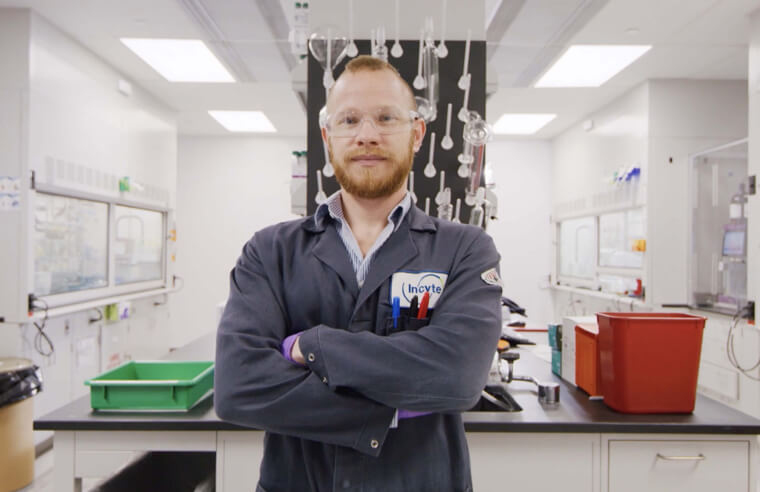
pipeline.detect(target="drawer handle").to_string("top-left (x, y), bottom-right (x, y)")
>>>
top-left (656, 453), bottom-right (706, 461)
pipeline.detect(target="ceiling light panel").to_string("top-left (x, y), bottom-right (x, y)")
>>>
top-left (493, 113), bottom-right (557, 134)
top-left (535, 45), bottom-right (652, 88)
top-left (208, 111), bottom-right (277, 133)
top-left (121, 38), bottom-right (235, 82)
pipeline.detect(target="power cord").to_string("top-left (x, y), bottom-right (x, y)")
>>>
top-left (30, 296), bottom-right (55, 357)
top-left (726, 303), bottom-right (760, 380)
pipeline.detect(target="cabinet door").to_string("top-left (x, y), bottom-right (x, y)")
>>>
top-left (607, 440), bottom-right (749, 492)
top-left (467, 433), bottom-right (599, 492)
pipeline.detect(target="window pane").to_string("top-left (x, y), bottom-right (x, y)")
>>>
top-left (34, 194), bottom-right (108, 296)
top-left (599, 209), bottom-right (645, 268)
top-left (114, 206), bottom-right (164, 285)
top-left (559, 217), bottom-right (595, 279)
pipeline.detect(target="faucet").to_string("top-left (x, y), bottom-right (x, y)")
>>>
top-left (498, 351), bottom-right (560, 406)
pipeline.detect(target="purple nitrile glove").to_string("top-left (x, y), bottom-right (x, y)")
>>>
top-left (398, 409), bottom-right (432, 420)
top-left (281, 333), bottom-right (305, 366)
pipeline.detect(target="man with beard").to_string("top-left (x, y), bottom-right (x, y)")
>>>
top-left (215, 55), bottom-right (502, 492)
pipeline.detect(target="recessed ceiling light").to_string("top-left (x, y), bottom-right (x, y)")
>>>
top-left (535, 45), bottom-right (651, 88)
top-left (209, 111), bottom-right (277, 133)
top-left (493, 114), bottom-right (556, 135)
top-left (120, 38), bottom-right (234, 83)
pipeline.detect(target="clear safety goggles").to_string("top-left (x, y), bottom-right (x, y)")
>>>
top-left (323, 107), bottom-right (420, 138)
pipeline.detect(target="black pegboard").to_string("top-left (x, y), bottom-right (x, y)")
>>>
top-left (306, 39), bottom-right (486, 219)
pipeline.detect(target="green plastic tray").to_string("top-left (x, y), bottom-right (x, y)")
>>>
top-left (85, 361), bottom-right (214, 411)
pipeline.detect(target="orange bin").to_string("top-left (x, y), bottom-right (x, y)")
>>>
top-left (596, 312), bottom-right (706, 414)
top-left (575, 323), bottom-right (602, 397)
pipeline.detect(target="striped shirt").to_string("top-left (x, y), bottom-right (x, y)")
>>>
top-left (314, 191), bottom-right (412, 287)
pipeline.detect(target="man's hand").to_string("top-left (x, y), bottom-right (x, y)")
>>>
top-left (291, 335), bottom-right (305, 364)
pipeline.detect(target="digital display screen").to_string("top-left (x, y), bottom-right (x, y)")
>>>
top-left (722, 230), bottom-right (745, 257)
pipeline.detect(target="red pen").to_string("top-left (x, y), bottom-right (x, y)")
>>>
top-left (417, 292), bottom-right (430, 319)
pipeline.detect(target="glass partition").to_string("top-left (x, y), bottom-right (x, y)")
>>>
top-left (114, 205), bottom-right (164, 285)
top-left (34, 193), bottom-right (109, 296)
top-left (598, 208), bottom-right (646, 268)
top-left (559, 216), bottom-right (595, 279)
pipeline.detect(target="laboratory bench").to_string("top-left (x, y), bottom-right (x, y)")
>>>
top-left (36, 332), bottom-right (760, 492)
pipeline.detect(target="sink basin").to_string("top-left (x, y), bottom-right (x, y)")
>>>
top-left (468, 385), bottom-right (522, 412)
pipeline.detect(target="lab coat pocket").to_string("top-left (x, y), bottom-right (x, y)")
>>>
top-left (385, 315), bottom-right (431, 334)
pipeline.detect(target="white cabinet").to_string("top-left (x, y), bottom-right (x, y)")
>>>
top-left (466, 432), bottom-right (600, 492)
top-left (603, 435), bottom-right (753, 492)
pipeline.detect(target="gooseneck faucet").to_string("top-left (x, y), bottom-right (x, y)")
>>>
top-left (498, 351), bottom-right (560, 406)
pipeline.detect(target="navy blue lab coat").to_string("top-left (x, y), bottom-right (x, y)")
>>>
top-left (215, 204), bottom-right (502, 492)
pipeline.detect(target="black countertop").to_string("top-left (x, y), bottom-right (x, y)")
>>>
top-left (35, 332), bottom-right (760, 434)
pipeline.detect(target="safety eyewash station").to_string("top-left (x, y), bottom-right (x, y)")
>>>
top-left (2, 0), bottom-right (760, 491)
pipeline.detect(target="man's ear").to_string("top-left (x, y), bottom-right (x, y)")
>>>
top-left (321, 126), bottom-right (328, 144)
top-left (412, 119), bottom-right (426, 153)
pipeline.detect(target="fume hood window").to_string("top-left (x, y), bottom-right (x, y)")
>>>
top-left (114, 205), bottom-right (164, 285)
top-left (33, 193), bottom-right (108, 296)
top-left (598, 208), bottom-right (646, 268)
top-left (558, 216), bottom-right (595, 280)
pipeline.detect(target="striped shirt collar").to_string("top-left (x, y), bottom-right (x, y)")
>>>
top-left (314, 190), bottom-right (412, 232)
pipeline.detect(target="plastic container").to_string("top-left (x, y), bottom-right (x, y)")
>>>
top-left (596, 312), bottom-right (706, 413)
top-left (85, 361), bottom-right (214, 411)
top-left (575, 324), bottom-right (601, 397)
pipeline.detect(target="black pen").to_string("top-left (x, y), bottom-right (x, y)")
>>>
top-left (409, 295), bottom-right (419, 318)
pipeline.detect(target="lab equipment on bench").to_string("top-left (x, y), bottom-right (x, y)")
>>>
top-left (85, 361), bottom-right (214, 411)
top-left (458, 74), bottom-right (471, 122)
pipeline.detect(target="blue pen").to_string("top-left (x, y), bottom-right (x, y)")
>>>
top-left (392, 297), bottom-right (401, 330)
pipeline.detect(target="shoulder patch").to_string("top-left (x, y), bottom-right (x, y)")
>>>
top-left (481, 268), bottom-right (502, 287)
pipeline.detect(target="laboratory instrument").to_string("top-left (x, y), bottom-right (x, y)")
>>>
top-left (391, 0), bottom-right (403, 58)
top-left (424, 132), bottom-right (437, 177)
top-left (458, 30), bottom-right (471, 90)
top-left (409, 171), bottom-right (417, 203)
top-left (315, 170), bottom-right (327, 204)
top-left (468, 188), bottom-right (485, 227)
top-left (434, 171), bottom-right (447, 205)
top-left (422, 24), bottom-right (439, 117)
top-left (437, 188), bottom-right (453, 220)
top-left (346, 0), bottom-right (358, 57)
top-left (458, 75), bottom-right (471, 122)
top-left (424, 197), bottom-right (431, 215)
top-left (415, 96), bottom-right (436, 123)
top-left (452, 198), bottom-right (461, 224)
top-left (437, 0), bottom-right (449, 58)
top-left (498, 352), bottom-right (560, 406)
top-left (413, 33), bottom-right (426, 89)
top-left (463, 113), bottom-right (492, 205)
top-left (372, 27), bottom-right (388, 62)
top-left (308, 30), bottom-right (348, 89)
top-left (321, 142), bottom-right (334, 178)
top-left (441, 103), bottom-right (454, 150)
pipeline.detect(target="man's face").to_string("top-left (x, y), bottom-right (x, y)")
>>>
top-left (322, 70), bottom-right (425, 200)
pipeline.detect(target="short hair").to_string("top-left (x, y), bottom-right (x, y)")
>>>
top-left (328, 55), bottom-right (416, 109)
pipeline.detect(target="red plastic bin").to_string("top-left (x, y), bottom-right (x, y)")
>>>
top-left (596, 312), bottom-right (706, 414)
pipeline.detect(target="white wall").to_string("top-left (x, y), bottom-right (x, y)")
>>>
top-left (0, 9), bottom-right (178, 443)
top-left (170, 136), bottom-right (305, 347)
top-left (647, 79), bottom-right (748, 307)
top-left (486, 139), bottom-right (554, 327)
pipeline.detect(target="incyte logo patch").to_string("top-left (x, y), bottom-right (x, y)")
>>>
top-left (390, 271), bottom-right (448, 309)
